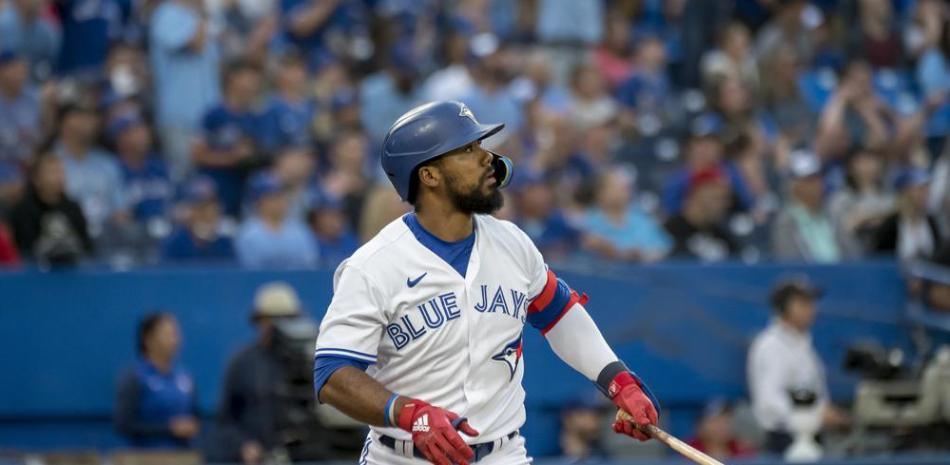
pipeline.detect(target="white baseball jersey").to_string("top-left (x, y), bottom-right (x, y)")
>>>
top-left (315, 213), bottom-right (551, 442)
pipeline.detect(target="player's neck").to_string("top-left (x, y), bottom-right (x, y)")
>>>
top-left (415, 206), bottom-right (474, 242)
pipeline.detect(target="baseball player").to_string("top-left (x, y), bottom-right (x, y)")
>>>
top-left (313, 101), bottom-right (659, 465)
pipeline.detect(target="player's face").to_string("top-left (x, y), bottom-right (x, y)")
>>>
top-left (438, 141), bottom-right (503, 214)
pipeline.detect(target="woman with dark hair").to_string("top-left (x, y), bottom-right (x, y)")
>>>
top-left (115, 312), bottom-right (200, 448)
top-left (827, 148), bottom-right (895, 255)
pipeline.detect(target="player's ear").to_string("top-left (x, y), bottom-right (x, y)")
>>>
top-left (418, 164), bottom-right (441, 189)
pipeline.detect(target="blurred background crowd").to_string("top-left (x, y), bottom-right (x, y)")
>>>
top-left (1, 0), bottom-right (950, 271)
top-left (4, 1), bottom-right (950, 465)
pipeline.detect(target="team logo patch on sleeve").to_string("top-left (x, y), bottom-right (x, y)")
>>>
top-left (491, 332), bottom-right (524, 381)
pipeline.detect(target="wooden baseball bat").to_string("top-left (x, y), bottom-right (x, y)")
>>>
top-left (616, 410), bottom-right (727, 465)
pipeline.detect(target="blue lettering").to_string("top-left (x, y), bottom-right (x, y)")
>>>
top-left (440, 292), bottom-right (461, 320)
top-left (474, 285), bottom-right (489, 312)
top-left (489, 286), bottom-right (509, 314)
top-left (510, 290), bottom-right (526, 319)
top-left (401, 315), bottom-right (426, 339)
top-left (418, 299), bottom-right (445, 329)
top-left (386, 324), bottom-right (410, 350)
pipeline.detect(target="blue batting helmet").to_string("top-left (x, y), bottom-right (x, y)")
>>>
top-left (381, 100), bottom-right (512, 202)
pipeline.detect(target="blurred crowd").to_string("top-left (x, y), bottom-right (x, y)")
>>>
top-left (1, 0), bottom-right (950, 270)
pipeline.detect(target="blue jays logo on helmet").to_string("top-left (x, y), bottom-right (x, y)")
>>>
top-left (491, 332), bottom-right (523, 381)
top-left (458, 104), bottom-right (477, 123)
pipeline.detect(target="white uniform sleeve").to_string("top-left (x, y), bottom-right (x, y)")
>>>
top-left (544, 302), bottom-right (619, 381)
top-left (315, 263), bottom-right (387, 364)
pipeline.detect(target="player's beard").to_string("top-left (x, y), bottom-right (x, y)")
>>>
top-left (444, 170), bottom-right (504, 214)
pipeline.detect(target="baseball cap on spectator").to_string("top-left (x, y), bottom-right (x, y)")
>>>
top-left (389, 40), bottom-right (420, 76)
top-left (179, 176), bottom-right (218, 204)
top-left (106, 113), bottom-right (145, 142)
top-left (251, 281), bottom-right (302, 321)
top-left (331, 87), bottom-right (359, 112)
top-left (687, 166), bottom-right (727, 196)
top-left (246, 171), bottom-right (286, 204)
top-left (788, 150), bottom-right (822, 179)
top-left (892, 167), bottom-right (931, 192)
top-left (469, 32), bottom-right (500, 61)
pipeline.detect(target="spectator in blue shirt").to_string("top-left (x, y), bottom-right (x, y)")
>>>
top-left (261, 52), bottom-right (317, 152)
top-left (53, 0), bottom-right (123, 77)
top-left (280, 0), bottom-right (368, 69)
top-left (150, 0), bottom-right (221, 181)
top-left (0, 0), bottom-right (61, 81)
top-left (53, 102), bottom-right (127, 238)
top-left (306, 194), bottom-right (356, 268)
top-left (459, 34), bottom-right (524, 142)
top-left (582, 168), bottom-right (672, 262)
top-left (115, 312), bottom-right (200, 448)
top-left (235, 171), bottom-right (318, 268)
top-left (513, 171), bottom-right (581, 261)
top-left (161, 176), bottom-right (234, 262)
top-left (359, 40), bottom-right (425, 145)
top-left (0, 51), bottom-right (41, 164)
top-left (111, 115), bottom-right (173, 228)
top-left (192, 61), bottom-right (264, 217)
top-left (616, 35), bottom-right (671, 119)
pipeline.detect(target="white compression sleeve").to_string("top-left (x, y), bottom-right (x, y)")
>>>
top-left (543, 303), bottom-right (619, 381)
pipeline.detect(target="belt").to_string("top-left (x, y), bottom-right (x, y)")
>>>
top-left (378, 430), bottom-right (518, 462)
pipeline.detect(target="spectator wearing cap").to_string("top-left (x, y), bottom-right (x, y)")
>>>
top-left (306, 194), bottom-right (357, 268)
top-left (664, 167), bottom-right (739, 262)
top-left (112, 114), bottom-right (173, 228)
top-left (662, 114), bottom-right (755, 215)
top-left (771, 152), bottom-right (851, 262)
top-left (581, 169), bottom-right (671, 262)
top-left (513, 172), bottom-right (581, 261)
top-left (114, 312), bottom-right (200, 448)
top-left (53, 102), bottom-right (127, 238)
top-left (458, 33), bottom-right (524, 141)
top-left (685, 398), bottom-right (756, 460)
top-left (260, 52), bottom-right (317, 153)
top-left (9, 152), bottom-right (92, 265)
top-left (827, 148), bottom-right (894, 255)
top-left (747, 276), bottom-right (851, 454)
top-left (51, 0), bottom-right (122, 76)
top-left (615, 35), bottom-right (671, 124)
top-left (161, 177), bottom-right (234, 262)
top-left (871, 168), bottom-right (943, 261)
top-left (0, 50), bottom-right (41, 164)
top-left (359, 40), bottom-right (425, 145)
top-left (0, 0), bottom-right (60, 81)
top-left (558, 391), bottom-right (609, 462)
top-left (235, 171), bottom-right (317, 269)
top-left (192, 61), bottom-right (264, 217)
top-left (150, 0), bottom-right (222, 182)
top-left (213, 281), bottom-right (304, 464)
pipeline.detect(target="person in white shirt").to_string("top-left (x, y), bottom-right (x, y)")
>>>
top-left (747, 276), bottom-right (850, 454)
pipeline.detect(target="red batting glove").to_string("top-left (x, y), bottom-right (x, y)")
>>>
top-left (397, 399), bottom-right (479, 465)
top-left (608, 372), bottom-right (659, 441)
